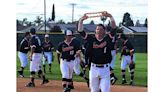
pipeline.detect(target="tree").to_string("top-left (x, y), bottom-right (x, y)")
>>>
top-left (135, 20), bottom-right (140, 27)
top-left (116, 27), bottom-right (123, 33)
top-left (122, 12), bottom-right (134, 27)
top-left (48, 17), bottom-right (51, 22)
top-left (34, 16), bottom-right (43, 25)
top-left (100, 16), bottom-right (107, 25)
top-left (50, 25), bottom-right (62, 32)
top-left (144, 18), bottom-right (147, 27)
top-left (90, 20), bottom-right (95, 24)
top-left (27, 22), bottom-right (32, 26)
top-left (16, 19), bottom-right (21, 26)
top-left (106, 21), bottom-right (112, 32)
top-left (119, 22), bottom-right (122, 27)
top-left (51, 4), bottom-right (55, 21)
top-left (56, 19), bottom-right (65, 24)
top-left (22, 18), bottom-right (28, 26)
top-left (72, 21), bottom-right (78, 24)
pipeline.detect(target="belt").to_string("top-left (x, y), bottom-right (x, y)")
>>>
top-left (123, 54), bottom-right (130, 56)
top-left (92, 63), bottom-right (109, 68)
top-left (62, 58), bottom-right (74, 62)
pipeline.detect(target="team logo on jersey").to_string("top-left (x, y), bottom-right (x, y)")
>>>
top-left (62, 46), bottom-right (74, 52)
top-left (93, 41), bottom-right (107, 48)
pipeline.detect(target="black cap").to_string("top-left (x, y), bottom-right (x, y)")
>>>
top-left (30, 28), bottom-right (36, 34)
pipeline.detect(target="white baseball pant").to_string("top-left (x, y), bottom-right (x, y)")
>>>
top-left (121, 55), bottom-right (135, 70)
top-left (60, 59), bottom-right (75, 79)
top-left (30, 53), bottom-right (42, 72)
top-left (110, 50), bottom-right (116, 69)
top-left (73, 57), bottom-right (81, 75)
top-left (90, 63), bottom-right (110, 92)
top-left (18, 51), bottom-right (28, 68)
top-left (44, 52), bottom-right (53, 64)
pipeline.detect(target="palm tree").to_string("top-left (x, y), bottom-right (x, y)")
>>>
top-left (22, 18), bottom-right (28, 26)
top-left (122, 12), bottom-right (134, 27)
top-left (100, 16), bottom-right (107, 25)
top-left (34, 16), bottom-right (43, 25)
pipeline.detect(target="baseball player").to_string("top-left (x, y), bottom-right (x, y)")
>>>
top-left (42, 34), bottom-right (54, 73)
top-left (108, 30), bottom-right (118, 85)
top-left (57, 30), bottom-right (81, 92)
top-left (78, 12), bottom-right (116, 92)
top-left (81, 40), bottom-right (93, 70)
top-left (25, 28), bottom-right (49, 87)
top-left (119, 34), bottom-right (135, 85)
top-left (70, 38), bottom-right (89, 89)
top-left (72, 51), bottom-right (89, 88)
top-left (18, 32), bottom-right (31, 77)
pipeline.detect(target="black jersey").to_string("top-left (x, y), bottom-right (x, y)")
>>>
top-left (121, 40), bottom-right (134, 55)
top-left (111, 35), bottom-right (117, 50)
top-left (42, 41), bottom-right (53, 52)
top-left (30, 35), bottom-right (42, 53)
top-left (19, 38), bottom-right (30, 53)
top-left (82, 35), bottom-right (94, 60)
top-left (85, 34), bottom-right (112, 64)
top-left (57, 38), bottom-right (81, 61)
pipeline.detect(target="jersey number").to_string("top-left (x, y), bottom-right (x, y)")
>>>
top-left (70, 50), bottom-right (74, 55)
top-left (112, 37), bottom-right (115, 42)
top-left (104, 47), bottom-right (107, 53)
top-left (36, 37), bottom-right (41, 46)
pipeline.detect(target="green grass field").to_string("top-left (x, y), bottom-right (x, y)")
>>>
top-left (16, 52), bottom-right (147, 87)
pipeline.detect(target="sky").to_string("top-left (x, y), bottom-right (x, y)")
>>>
top-left (16, 0), bottom-right (148, 25)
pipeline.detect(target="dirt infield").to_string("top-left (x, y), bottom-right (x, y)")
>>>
top-left (17, 78), bottom-right (147, 92)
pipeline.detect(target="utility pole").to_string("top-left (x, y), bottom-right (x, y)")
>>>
top-left (44, 0), bottom-right (46, 33)
top-left (70, 3), bottom-right (77, 23)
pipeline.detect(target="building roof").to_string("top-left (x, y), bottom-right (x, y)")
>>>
top-left (35, 23), bottom-right (96, 33)
top-left (129, 27), bottom-right (147, 33)
top-left (121, 25), bottom-right (147, 34)
top-left (121, 26), bottom-right (134, 34)
top-left (18, 26), bottom-right (38, 32)
top-left (18, 22), bottom-right (147, 34)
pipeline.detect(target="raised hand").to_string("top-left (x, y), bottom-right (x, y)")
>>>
top-left (81, 14), bottom-right (88, 21)
top-left (102, 11), bottom-right (112, 18)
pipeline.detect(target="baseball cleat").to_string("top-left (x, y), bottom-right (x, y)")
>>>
top-left (86, 80), bottom-right (89, 88)
top-left (111, 77), bottom-right (118, 85)
top-left (18, 71), bottom-right (24, 78)
top-left (25, 82), bottom-right (35, 87)
top-left (63, 88), bottom-right (71, 92)
top-left (129, 80), bottom-right (134, 86)
top-left (69, 85), bottom-right (74, 89)
top-left (41, 79), bottom-right (49, 85)
top-left (121, 79), bottom-right (127, 84)
top-left (19, 75), bottom-right (24, 78)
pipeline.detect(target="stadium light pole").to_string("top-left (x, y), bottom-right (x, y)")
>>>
top-left (44, 0), bottom-right (46, 33)
top-left (70, 3), bottom-right (77, 23)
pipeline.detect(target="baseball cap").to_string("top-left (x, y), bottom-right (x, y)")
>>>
top-left (30, 28), bottom-right (36, 34)
top-left (45, 34), bottom-right (49, 37)
top-left (64, 30), bottom-right (73, 36)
